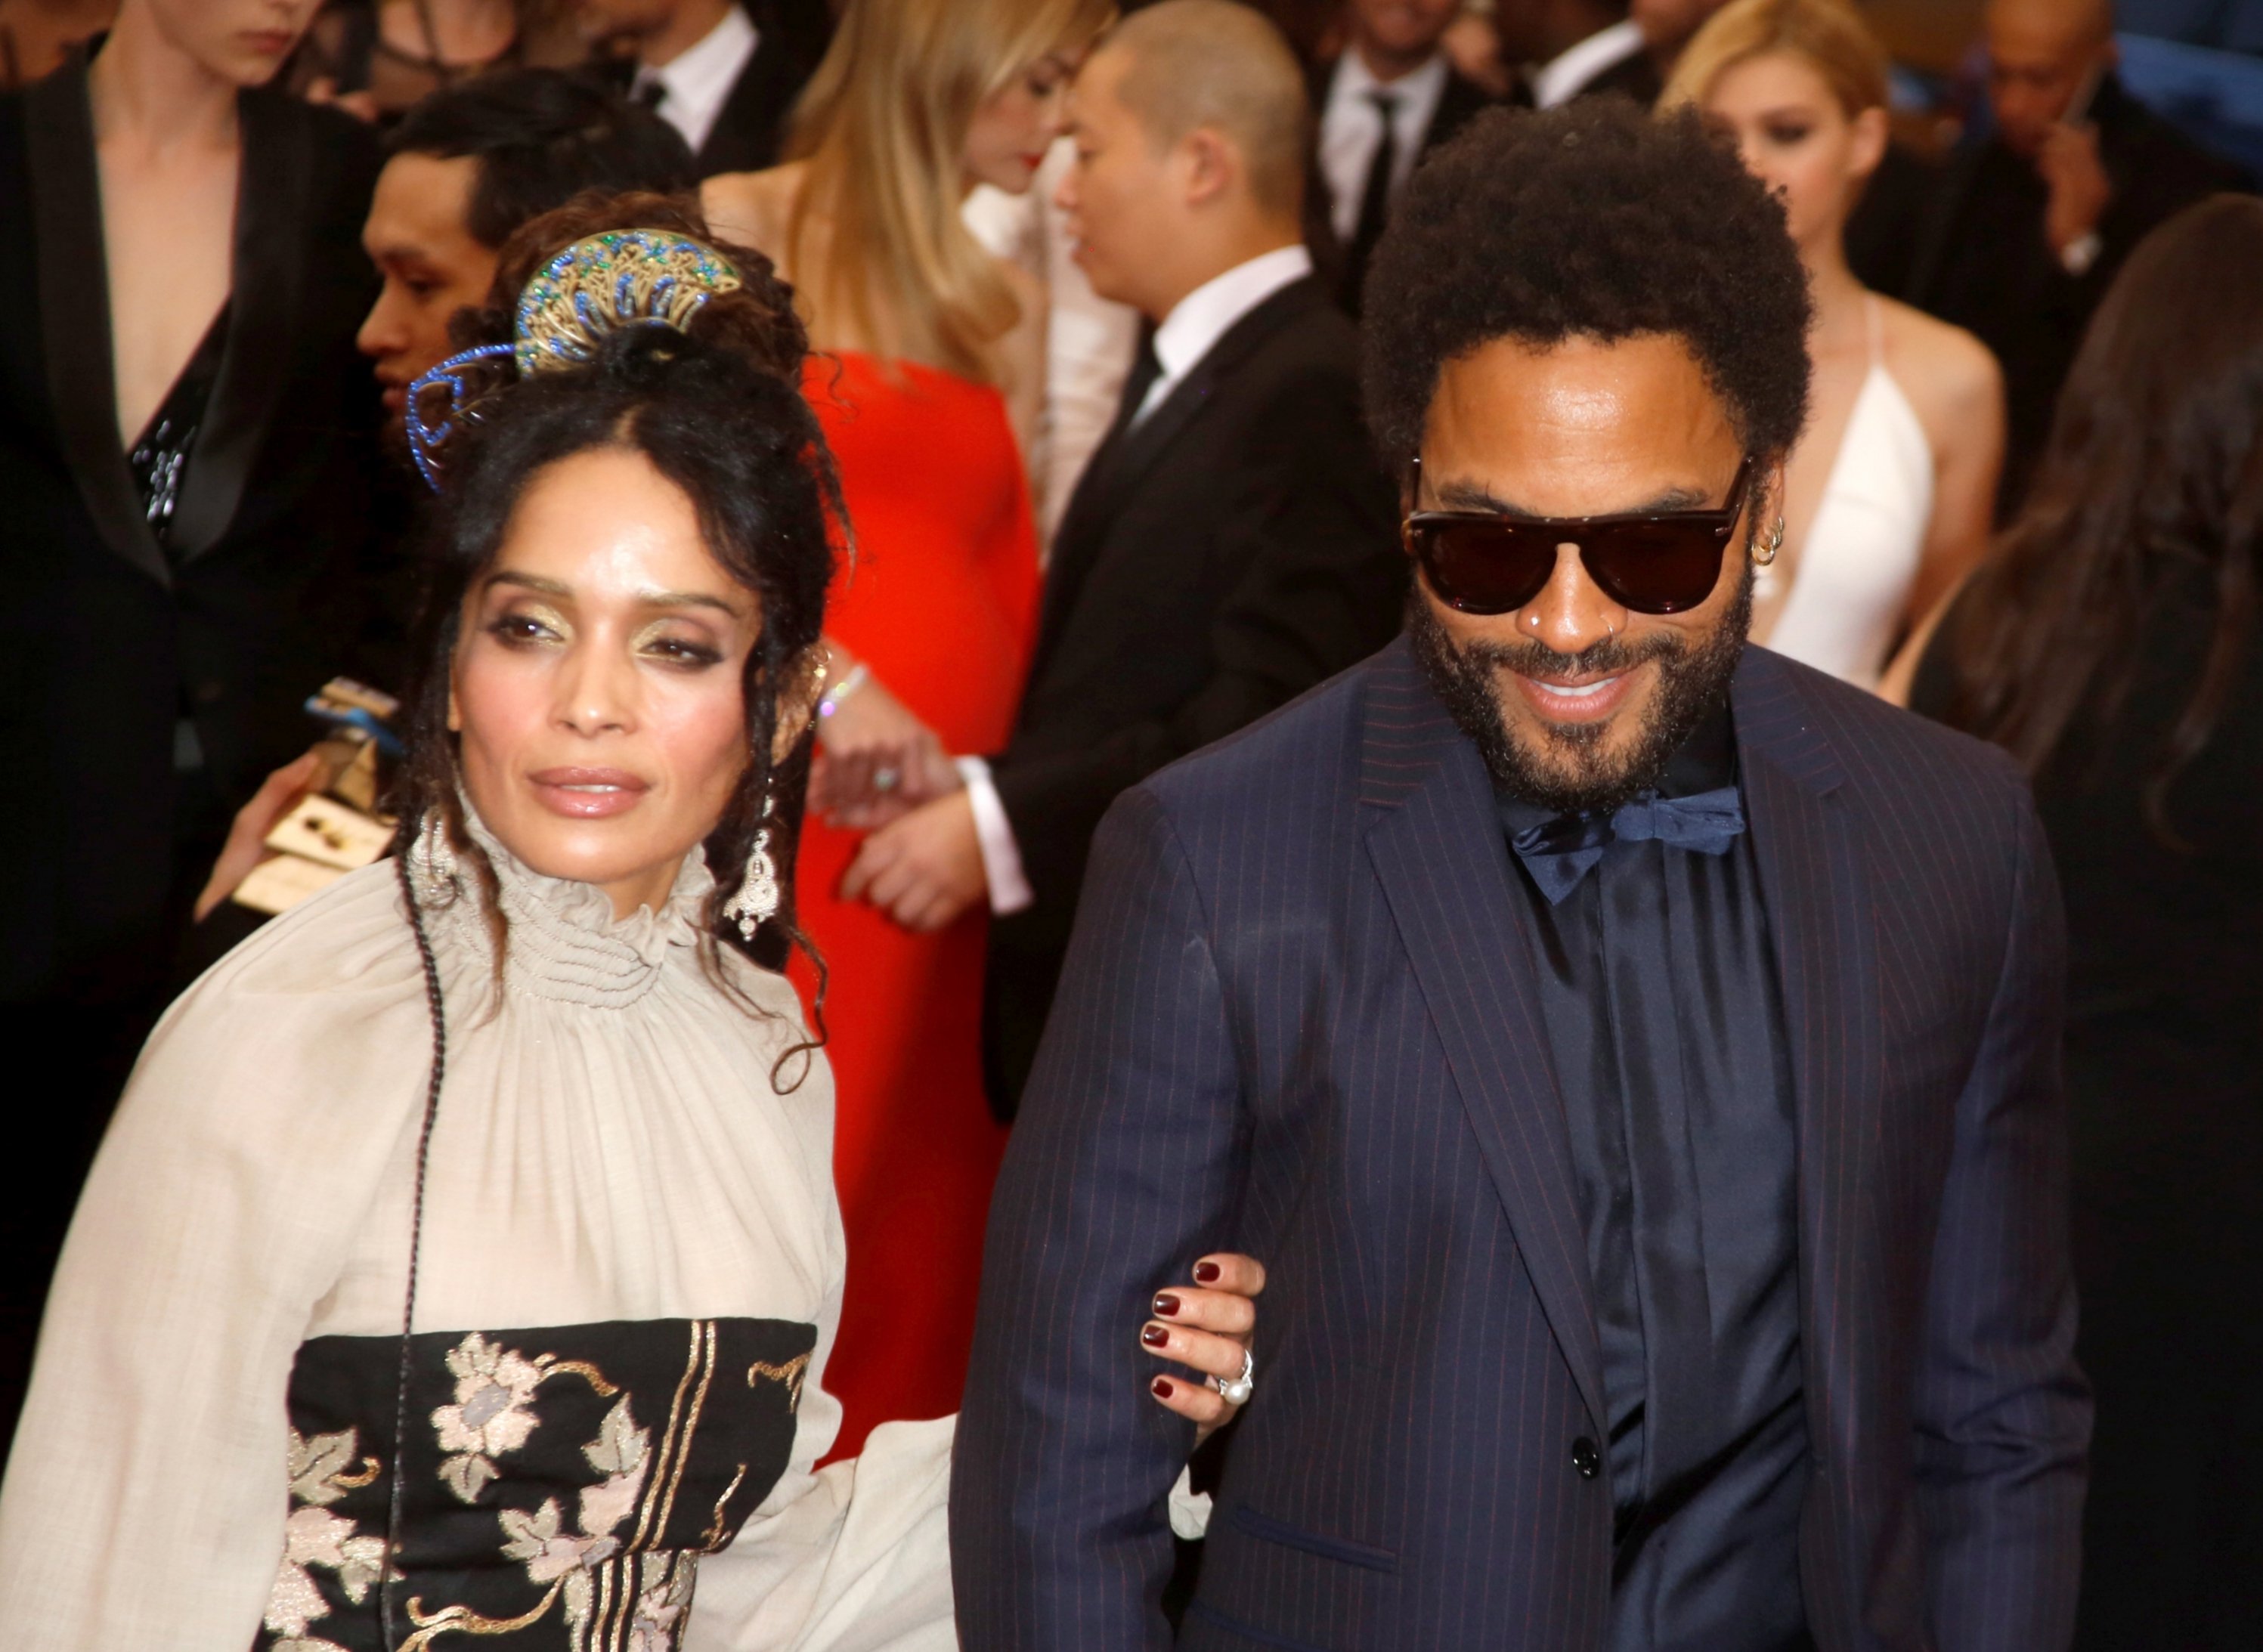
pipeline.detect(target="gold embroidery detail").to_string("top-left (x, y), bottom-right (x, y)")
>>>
top-left (399, 1578), bottom-right (568, 1647)
top-left (748, 1352), bottom-right (811, 1411)
top-left (701, 1462), bottom-right (751, 1551)
top-left (649, 1322), bottom-right (718, 1548)
top-left (543, 1357), bottom-right (622, 1397)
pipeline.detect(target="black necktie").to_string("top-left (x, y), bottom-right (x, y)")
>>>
top-left (634, 78), bottom-right (667, 112)
top-left (1112, 326), bottom-right (1164, 434)
top-left (1344, 90), bottom-right (1401, 314)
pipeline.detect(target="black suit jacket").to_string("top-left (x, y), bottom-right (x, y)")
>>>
top-left (0, 59), bottom-right (385, 1006)
top-left (686, 0), bottom-right (828, 178)
top-left (1902, 75), bottom-right (2250, 513)
top-left (981, 274), bottom-right (1404, 1115)
top-left (953, 639), bottom-right (2089, 1650)
top-left (1572, 43), bottom-right (1663, 107)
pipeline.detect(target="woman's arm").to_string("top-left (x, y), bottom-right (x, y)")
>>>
top-left (0, 896), bottom-right (429, 1647)
top-left (1906, 315), bottom-right (2006, 632)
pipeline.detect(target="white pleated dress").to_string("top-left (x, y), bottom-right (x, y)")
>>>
top-left (0, 817), bottom-right (955, 1652)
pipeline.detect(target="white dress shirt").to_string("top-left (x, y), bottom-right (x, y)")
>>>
top-left (1132, 242), bottom-right (1314, 424)
top-left (1530, 17), bottom-right (1647, 108)
top-left (964, 242), bottom-right (1315, 915)
top-left (631, 2), bottom-right (759, 158)
top-left (1317, 51), bottom-right (1452, 244)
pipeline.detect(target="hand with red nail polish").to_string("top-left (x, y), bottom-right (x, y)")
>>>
top-left (1139, 1253), bottom-right (1268, 1443)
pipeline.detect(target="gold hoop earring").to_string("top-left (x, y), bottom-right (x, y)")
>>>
top-left (1752, 516), bottom-right (1785, 568)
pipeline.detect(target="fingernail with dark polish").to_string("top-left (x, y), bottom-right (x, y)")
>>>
top-left (1153, 1292), bottom-right (1181, 1317)
top-left (1141, 1323), bottom-right (1169, 1347)
top-left (1193, 1261), bottom-right (1221, 1284)
top-left (1152, 1378), bottom-right (1172, 1397)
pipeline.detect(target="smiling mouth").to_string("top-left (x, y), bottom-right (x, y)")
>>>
top-left (1512, 667), bottom-right (1641, 722)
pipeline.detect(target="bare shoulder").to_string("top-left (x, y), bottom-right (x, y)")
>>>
top-left (701, 163), bottom-right (806, 264)
top-left (1878, 295), bottom-right (2003, 435)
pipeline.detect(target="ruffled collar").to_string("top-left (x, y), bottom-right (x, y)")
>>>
top-left (410, 804), bottom-right (717, 1008)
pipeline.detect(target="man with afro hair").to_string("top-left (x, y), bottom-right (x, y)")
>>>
top-left (955, 97), bottom-right (2088, 1651)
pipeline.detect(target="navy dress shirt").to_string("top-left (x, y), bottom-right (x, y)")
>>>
top-left (1497, 710), bottom-right (1813, 1651)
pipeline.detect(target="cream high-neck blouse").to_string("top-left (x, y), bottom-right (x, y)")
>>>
top-left (0, 820), bottom-right (954, 1651)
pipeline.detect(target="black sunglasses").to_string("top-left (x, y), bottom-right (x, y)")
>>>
top-left (1402, 455), bottom-right (1757, 616)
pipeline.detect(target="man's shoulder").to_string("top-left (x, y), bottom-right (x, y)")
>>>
top-left (1129, 645), bottom-right (1382, 824)
top-left (1740, 646), bottom-right (2029, 825)
top-left (1227, 277), bottom-right (1361, 379)
top-left (2108, 87), bottom-right (2254, 197)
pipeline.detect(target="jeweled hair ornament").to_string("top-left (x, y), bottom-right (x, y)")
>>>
top-left (402, 228), bottom-right (745, 493)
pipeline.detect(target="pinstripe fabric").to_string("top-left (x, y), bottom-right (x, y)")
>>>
top-left (950, 638), bottom-right (2088, 1651)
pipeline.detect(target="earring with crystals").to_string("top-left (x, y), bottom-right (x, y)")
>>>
top-left (723, 789), bottom-right (779, 940)
top-left (1752, 516), bottom-right (1785, 567)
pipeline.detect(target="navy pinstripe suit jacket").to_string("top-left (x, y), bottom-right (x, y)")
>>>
top-left (950, 639), bottom-right (2090, 1651)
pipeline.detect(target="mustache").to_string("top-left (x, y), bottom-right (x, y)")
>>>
top-left (1453, 628), bottom-right (1686, 680)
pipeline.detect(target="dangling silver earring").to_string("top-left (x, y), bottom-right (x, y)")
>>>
top-left (723, 790), bottom-right (779, 940)
top-left (1753, 517), bottom-right (1785, 567)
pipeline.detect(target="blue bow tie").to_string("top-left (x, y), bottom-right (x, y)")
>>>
top-left (1509, 786), bottom-right (1747, 905)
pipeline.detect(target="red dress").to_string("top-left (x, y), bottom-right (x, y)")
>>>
top-left (794, 351), bottom-right (1039, 1460)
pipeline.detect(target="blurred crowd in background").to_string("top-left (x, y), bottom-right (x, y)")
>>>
top-left (0, 0), bottom-right (2255, 1641)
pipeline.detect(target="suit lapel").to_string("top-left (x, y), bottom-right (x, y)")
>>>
top-left (23, 54), bottom-right (169, 588)
top-left (1092, 276), bottom-right (1320, 517)
top-left (1029, 280), bottom-right (1322, 690)
top-left (1360, 643), bottom-right (1608, 1432)
top-left (169, 88), bottom-right (307, 564)
top-left (1028, 344), bottom-right (1153, 679)
top-left (1730, 648), bottom-right (1882, 1482)
top-left (697, 28), bottom-right (794, 175)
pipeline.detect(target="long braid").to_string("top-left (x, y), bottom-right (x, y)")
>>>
top-left (379, 846), bottom-right (450, 1648)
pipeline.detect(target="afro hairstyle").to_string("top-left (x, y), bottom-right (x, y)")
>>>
top-left (1361, 98), bottom-right (1813, 474)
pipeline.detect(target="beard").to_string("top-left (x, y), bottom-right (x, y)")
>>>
top-left (1407, 564), bottom-right (1752, 815)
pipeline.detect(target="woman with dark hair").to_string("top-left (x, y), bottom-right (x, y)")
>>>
top-left (0, 209), bottom-right (1262, 1646)
top-left (1909, 193), bottom-right (2263, 1650)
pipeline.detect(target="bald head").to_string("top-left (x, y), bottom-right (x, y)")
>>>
top-left (1097, 0), bottom-right (1310, 217)
top-left (1984, 0), bottom-right (2116, 155)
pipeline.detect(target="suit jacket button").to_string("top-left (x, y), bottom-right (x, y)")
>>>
top-left (1571, 1437), bottom-right (1601, 1479)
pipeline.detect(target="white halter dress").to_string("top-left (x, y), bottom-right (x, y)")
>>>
top-left (1759, 298), bottom-right (1933, 691)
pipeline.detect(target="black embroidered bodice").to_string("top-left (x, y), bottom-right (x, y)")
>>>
top-left (258, 1316), bottom-right (817, 1651)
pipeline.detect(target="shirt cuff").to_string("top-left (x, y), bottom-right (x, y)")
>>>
top-left (955, 756), bottom-right (1033, 916)
top-left (1169, 1467), bottom-right (1215, 1540)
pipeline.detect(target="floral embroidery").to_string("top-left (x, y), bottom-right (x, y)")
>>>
top-left (435, 1332), bottom-right (551, 1502)
top-left (266, 1428), bottom-right (388, 1652)
top-left (271, 1316), bottom-right (813, 1650)
top-left (627, 1557), bottom-right (698, 1650)
top-left (500, 1394), bottom-right (655, 1636)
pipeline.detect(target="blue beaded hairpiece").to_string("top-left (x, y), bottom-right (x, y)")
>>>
top-left (403, 228), bottom-right (744, 492)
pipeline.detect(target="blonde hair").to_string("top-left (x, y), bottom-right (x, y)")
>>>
top-left (786, 0), bottom-right (1113, 382)
top-left (1661, 0), bottom-right (1891, 119)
